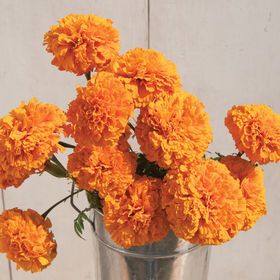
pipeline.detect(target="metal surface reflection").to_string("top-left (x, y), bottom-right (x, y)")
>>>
top-left (93, 209), bottom-right (210, 280)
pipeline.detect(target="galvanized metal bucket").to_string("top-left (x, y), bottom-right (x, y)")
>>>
top-left (92, 209), bottom-right (210, 280)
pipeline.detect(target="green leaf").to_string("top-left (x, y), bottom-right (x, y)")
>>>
top-left (45, 160), bottom-right (68, 178)
top-left (136, 153), bottom-right (167, 179)
top-left (73, 212), bottom-right (91, 240)
top-left (212, 157), bottom-right (221, 161)
top-left (74, 222), bottom-right (85, 240)
top-left (86, 191), bottom-right (102, 209)
top-left (58, 141), bottom-right (76, 149)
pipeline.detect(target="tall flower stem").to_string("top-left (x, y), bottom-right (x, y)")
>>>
top-left (70, 181), bottom-right (82, 214)
top-left (70, 181), bottom-right (95, 229)
top-left (41, 189), bottom-right (84, 219)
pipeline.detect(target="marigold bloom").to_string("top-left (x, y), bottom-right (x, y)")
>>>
top-left (104, 176), bottom-right (169, 248)
top-left (221, 155), bottom-right (266, 230)
top-left (135, 91), bottom-right (212, 168)
top-left (0, 98), bottom-right (66, 189)
top-left (110, 48), bottom-right (181, 107)
top-left (67, 145), bottom-right (136, 198)
top-left (225, 104), bottom-right (280, 164)
top-left (162, 159), bottom-right (246, 245)
top-left (44, 14), bottom-right (120, 75)
top-left (0, 208), bottom-right (57, 273)
top-left (65, 72), bottom-right (134, 147)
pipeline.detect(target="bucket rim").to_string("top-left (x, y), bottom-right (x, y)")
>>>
top-left (92, 209), bottom-right (204, 259)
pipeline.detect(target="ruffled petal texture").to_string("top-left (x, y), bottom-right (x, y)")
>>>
top-left (65, 72), bottom-right (134, 147)
top-left (0, 98), bottom-right (66, 189)
top-left (221, 155), bottom-right (267, 230)
top-left (44, 14), bottom-right (120, 75)
top-left (162, 160), bottom-right (246, 245)
top-left (225, 104), bottom-right (280, 164)
top-left (135, 91), bottom-right (212, 168)
top-left (0, 208), bottom-right (57, 273)
top-left (67, 145), bottom-right (136, 198)
top-left (104, 176), bottom-right (169, 248)
top-left (110, 48), bottom-right (181, 107)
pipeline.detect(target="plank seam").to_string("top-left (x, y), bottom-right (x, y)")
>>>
top-left (1, 190), bottom-right (6, 211)
top-left (1, 190), bottom-right (14, 280)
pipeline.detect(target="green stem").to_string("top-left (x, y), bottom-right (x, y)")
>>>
top-left (70, 181), bottom-right (82, 214)
top-left (41, 189), bottom-right (84, 219)
top-left (128, 122), bottom-right (135, 131)
top-left (59, 141), bottom-right (76, 149)
top-left (85, 71), bottom-right (91, 81)
top-left (71, 182), bottom-right (95, 229)
top-left (215, 152), bottom-right (224, 158)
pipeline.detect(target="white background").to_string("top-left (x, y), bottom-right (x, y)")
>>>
top-left (0, 1), bottom-right (280, 279)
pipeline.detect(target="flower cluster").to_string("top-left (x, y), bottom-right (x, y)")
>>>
top-left (135, 91), bottom-right (212, 168)
top-left (0, 98), bottom-right (66, 189)
top-left (0, 208), bottom-right (57, 272)
top-left (104, 176), bottom-right (169, 248)
top-left (220, 155), bottom-right (266, 230)
top-left (67, 145), bottom-right (136, 198)
top-left (0, 12), bottom-right (279, 274)
top-left (65, 71), bottom-right (134, 147)
top-left (110, 48), bottom-right (181, 107)
top-left (162, 160), bottom-right (246, 244)
top-left (225, 104), bottom-right (280, 164)
top-left (44, 14), bottom-right (120, 75)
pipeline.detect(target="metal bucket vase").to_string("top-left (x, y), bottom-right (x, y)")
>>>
top-left (92, 209), bottom-right (210, 280)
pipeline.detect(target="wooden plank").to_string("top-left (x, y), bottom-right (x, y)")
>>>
top-left (0, 191), bottom-right (12, 280)
top-left (150, 1), bottom-right (280, 279)
top-left (1, 1), bottom-right (97, 278)
top-left (0, 0), bottom-right (148, 279)
top-left (91, 0), bottom-right (149, 51)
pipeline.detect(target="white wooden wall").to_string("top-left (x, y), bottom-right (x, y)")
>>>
top-left (0, 1), bottom-right (280, 279)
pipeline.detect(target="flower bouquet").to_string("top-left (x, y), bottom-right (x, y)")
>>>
top-left (0, 13), bottom-right (279, 279)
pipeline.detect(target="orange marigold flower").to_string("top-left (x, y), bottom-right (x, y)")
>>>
top-left (220, 155), bottom-right (267, 230)
top-left (162, 159), bottom-right (246, 245)
top-left (110, 48), bottom-right (181, 107)
top-left (0, 98), bottom-right (66, 189)
top-left (225, 104), bottom-right (280, 164)
top-left (65, 72), bottom-right (134, 147)
top-left (104, 176), bottom-right (169, 248)
top-left (43, 14), bottom-right (120, 75)
top-left (135, 91), bottom-right (212, 169)
top-left (0, 208), bottom-right (57, 273)
top-left (67, 145), bottom-right (136, 198)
